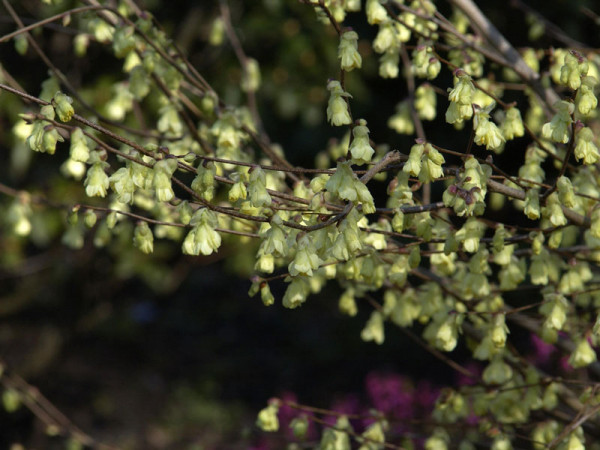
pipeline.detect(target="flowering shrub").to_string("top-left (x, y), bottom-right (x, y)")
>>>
top-left (2, 0), bottom-right (600, 448)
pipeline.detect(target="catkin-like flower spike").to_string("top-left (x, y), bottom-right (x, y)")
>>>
top-left (373, 21), bottom-right (397, 54)
top-left (500, 106), bottom-right (525, 140)
top-left (191, 162), bottom-right (216, 201)
top-left (379, 48), bottom-right (399, 78)
top-left (523, 188), bottom-right (541, 220)
top-left (52, 92), bottom-right (74, 122)
top-left (349, 119), bottom-right (375, 164)
top-left (326, 80), bottom-right (352, 126)
top-left (241, 58), bottom-right (261, 93)
top-left (7, 197), bottom-right (32, 237)
top-left (84, 153), bottom-right (110, 198)
top-left (574, 126), bottom-right (600, 164)
top-left (256, 403), bottom-right (279, 432)
top-left (388, 100), bottom-right (414, 134)
top-left (261, 215), bottom-right (287, 257)
top-left (112, 26), bottom-right (136, 58)
top-left (152, 158), bottom-right (178, 202)
top-left (109, 167), bottom-right (135, 204)
top-left (569, 338), bottom-right (597, 368)
top-left (69, 128), bottom-right (90, 163)
top-left (473, 104), bottom-right (505, 151)
top-left (288, 235), bottom-right (322, 277)
top-left (412, 44), bottom-right (440, 80)
top-left (361, 310), bottom-right (385, 344)
top-left (575, 76), bottom-right (598, 116)
top-left (133, 221), bottom-right (154, 254)
top-left (326, 161), bottom-right (358, 202)
top-left (248, 166), bottom-right (272, 207)
top-left (338, 30), bottom-right (362, 71)
top-left (543, 193), bottom-right (567, 227)
top-left (403, 142), bottom-right (424, 177)
top-left (560, 50), bottom-right (589, 90)
top-left (557, 176), bottom-right (576, 208)
top-left (482, 355), bottom-right (513, 385)
top-left (448, 69), bottom-right (476, 105)
top-left (414, 83), bottom-right (437, 120)
top-left (260, 283), bottom-right (275, 306)
top-left (542, 100), bottom-right (574, 144)
top-left (182, 208), bottom-right (221, 256)
top-left (366, 0), bottom-right (388, 24)
top-left (282, 276), bottom-right (310, 309)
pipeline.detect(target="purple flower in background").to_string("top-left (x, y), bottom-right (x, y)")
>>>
top-left (455, 362), bottom-right (481, 387)
top-left (414, 380), bottom-right (440, 414)
top-left (530, 333), bottom-right (556, 365)
top-left (277, 391), bottom-right (299, 428)
top-left (365, 372), bottom-right (414, 420)
top-left (325, 394), bottom-right (362, 427)
top-left (559, 355), bottom-right (574, 373)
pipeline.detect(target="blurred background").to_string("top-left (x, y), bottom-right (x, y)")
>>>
top-left (0, 0), bottom-right (599, 448)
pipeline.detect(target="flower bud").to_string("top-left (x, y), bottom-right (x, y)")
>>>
top-left (542, 100), bottom-right (574, 144)
top-left (326, 80), bottom-right (352, 126)
top-left (69, 128), bottom-right (90, 162)
top-left (349, 119), bottom-right (374, 164)
top-left (84, 162), bottom-right (110, 197)
top-left (338, 30), bottom-right (362, 71)
top-left (256, 403), bottom-right (279, 432)
top-left (568, 338), bottom-right (597, 368)
top-left (361, 310), bottom-right (385, 344)
top-left (574, 127), bottom-right (600, 165)
top-left (152, 158), bottom-right (178, 202)
top-left (133, 221), bottom-right (154, 254)
top-left (52, 91), bottom-right (74, 122)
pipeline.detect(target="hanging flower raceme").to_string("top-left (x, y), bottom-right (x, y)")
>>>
top-left (326, 161), bottom-right (375, 213)
top-left (152, 157), bottom-right (178, 202)
top-left (133, 221), bottom-right (154, 254)
top-left (182, 208), bottom-right (222, 256)
top-left (542, 100), bottom-right (574, 144)
top-left (473, 103), bottom-right (505, 151)
top-left (69, 128), bottom-right (90, 162)
top-left (403, 140), bottom-right (445, 183)
top-left (84, 150), bottom-right (110, 198)
top-left (26, 105), bottom-right (64, 154)
top-left (443, 156), bottom-right (490, 217)
top-left (52, 91), bottom-right (74, 122)
top-left (500, 106), bottom-right (525, 141)
top-left (256, 401), bottom-right (279, 432)
top-left (448, 69), bottom-right (476, 105)
top-left (191, 161), bottom-right (217, 202)
top-left (260, 214), bottom-right (288, 258)
top-left (288, 234), bottom-right (322, 277)
top-left (412, 43), bottom-right (441, 80)
top-left (414, 83), bottom-right (437, 120)
top-left (379, 49), bottom-right (399, 78)
top-left (109, 165), bottom-right (136, 204)
top-left (575, 76), bottom-right (598, 117)
top-left (338, 30), bottom-right (362, 71)
top-left (388, 100), bottom-right (414, 134)
top-left (349, 119), bottom-right (375, 164)
top-left (559, 50), bottom-right (589, 90)
top-left (241, 58), bottom-right (261, 93)
top-left (366, 0), bottom-right (388, 24)
top-left (247, 166), bottom-right (272, 208)
top-left (326, 80), bottom-right (352, 126)
top-left (445, 70), bottom-right (476, 125)
top-left (7, 196), bottom-right (32, 237)
top-left (574, 126), bottom-right (600, 165)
